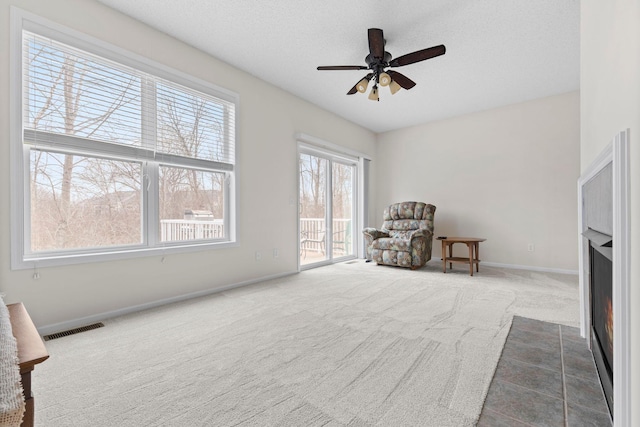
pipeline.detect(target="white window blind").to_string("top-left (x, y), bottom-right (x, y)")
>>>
top-left (23, 31), bottom-right (236, 168)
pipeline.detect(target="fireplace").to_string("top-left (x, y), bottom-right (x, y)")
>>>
top-left (581, 160), bottom-right (614, 420)
top-left (578, 129), bottom-right (630, 424)
top-left (588, 238), bottom-right (613, 415)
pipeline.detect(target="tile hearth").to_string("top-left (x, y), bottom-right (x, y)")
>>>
top-left (478, 316), bottom-right (611, 426)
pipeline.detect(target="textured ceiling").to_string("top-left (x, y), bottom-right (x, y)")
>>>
top-left (97, 0), bottom-right (579, 133)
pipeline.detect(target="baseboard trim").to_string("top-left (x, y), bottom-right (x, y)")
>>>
top-left (37, 270), bottom-right (299, 335)
top-left (433, 258), bottom-right (578, 275)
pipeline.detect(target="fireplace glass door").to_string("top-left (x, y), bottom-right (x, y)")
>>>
top-left (590, 243), bottom-right (613, 414)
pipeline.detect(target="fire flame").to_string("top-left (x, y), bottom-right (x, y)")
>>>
top-left (605, 297), bottom-right (614, 356)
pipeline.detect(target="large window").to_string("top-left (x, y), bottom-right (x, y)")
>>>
top-left (11, 16), bottom-right (237, 268)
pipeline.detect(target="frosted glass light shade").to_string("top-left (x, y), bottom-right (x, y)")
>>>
top-left (368, 86), bottom-right (379, 101)
top-left (356, 78), bottom-right (369, 93)
top-left (389, 80), bottom-right (402, 95)
top-left (379, 72), bottom-right (391, 87)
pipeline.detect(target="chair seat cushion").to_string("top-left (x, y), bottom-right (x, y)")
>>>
top-left (371, 237), bottom-right (410, 252)
top-left (388, 229), bottom-right (417, 240)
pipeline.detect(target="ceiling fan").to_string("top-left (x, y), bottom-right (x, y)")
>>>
top-left (317, 28), bottom-right (446, 101)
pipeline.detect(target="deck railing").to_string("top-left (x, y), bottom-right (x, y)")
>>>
top-left (160, 219), bottom-right (224, 241)
top-left (300, 218), bottom-right (352, 255)
top-left (159, 218), bottom-right (351, 254)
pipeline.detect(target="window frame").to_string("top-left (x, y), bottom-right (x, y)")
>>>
top-left (10, 8), bottom-right (239, 270)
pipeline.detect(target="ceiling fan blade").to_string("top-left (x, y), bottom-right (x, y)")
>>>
top-left (347, 84), bottom-right (359, 95)
top-left (389, 45), bottom-right (446, 67)
top-left (347, 73), bottom-right (374, 94)
top-left (387, 70), bottom-right (416, 90)
top-left (368, 28), bottom-right (385, 59)
top-left (317, 65), bottom-right (369, 71)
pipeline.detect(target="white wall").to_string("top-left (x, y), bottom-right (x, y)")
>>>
top-left (376, 92), bottom-right (580, 271)
top-left (0, 0), bottom-right (377, 328)
top-left (581, 0), bottom-right (640, 424)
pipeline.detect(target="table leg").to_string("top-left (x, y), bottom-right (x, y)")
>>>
top-left (442, 240), bottom-right (446, 273)
top-left (21, 370), bottom-right (34, 427)
top-left (448, 243), bottom-right (454, 269)
top-left (475, 242), bottom-right (480, 272)
top-left (468, 243), bottom-right (473, 276)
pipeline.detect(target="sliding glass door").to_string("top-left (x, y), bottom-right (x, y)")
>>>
top-left (299, 148), bottom-right (356, 267)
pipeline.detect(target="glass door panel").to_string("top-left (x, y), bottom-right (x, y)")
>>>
top-left (299, 153), bottom-right (328, 266)
top-left (332, 162), bottom-right (355, 258)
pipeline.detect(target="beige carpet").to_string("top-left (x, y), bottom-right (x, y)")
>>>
top-left (35, 261), bottom-right (579, 426)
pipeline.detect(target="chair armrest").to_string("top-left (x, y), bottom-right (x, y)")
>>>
top-left (363, 228), bottom-right (389, 240)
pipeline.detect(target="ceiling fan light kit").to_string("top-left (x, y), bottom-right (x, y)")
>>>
top-left (317, 28), bottom-right (446, 101)
top-left (378, 72), bottom-right (391, 87)
top-left (356, 78), bottom-right (370, 93)
top-left (368, 85), bottom-right (379, 101)
top-left (389, 79), bottom-right (402, 95)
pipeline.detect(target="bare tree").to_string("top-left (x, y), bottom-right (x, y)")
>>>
top-left (28, 41), bottom-right (138, 250)
top-left (332, 162), bottom-right (353, 219)
top-left (299, 154), bottom-right (326, 218)
top-left (157, 88), bottom-right (225, 222)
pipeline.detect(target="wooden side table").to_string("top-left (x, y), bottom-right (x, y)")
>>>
top-left (440, 237), bottom-right (486, 276)
top-left (8, 303), bottom-right (49, 427)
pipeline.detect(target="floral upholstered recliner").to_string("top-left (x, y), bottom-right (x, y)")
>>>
top-left (363, 201), bottom-right (436, 269)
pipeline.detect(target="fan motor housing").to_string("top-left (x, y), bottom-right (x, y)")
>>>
top-left (365, 52), bottom-right (392, 68)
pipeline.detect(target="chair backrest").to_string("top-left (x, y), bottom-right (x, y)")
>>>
top-left (381, 202), bottom-right (436, 238)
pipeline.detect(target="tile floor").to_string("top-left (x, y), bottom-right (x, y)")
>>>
top-left (478, 316), bottom-right (612, 427)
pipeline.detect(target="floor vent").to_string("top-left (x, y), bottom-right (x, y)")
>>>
top-left (43, 322), bottom-right (104, 341)
top-left (345, 260), bottom-right (359, 264)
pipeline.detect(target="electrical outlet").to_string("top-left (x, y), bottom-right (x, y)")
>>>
top-left (255, 251), bottom-right (262, 261)
top-left (527, 244), bottom-right (535, 252)
top-left (273, 248), bottom-right (279, 258)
